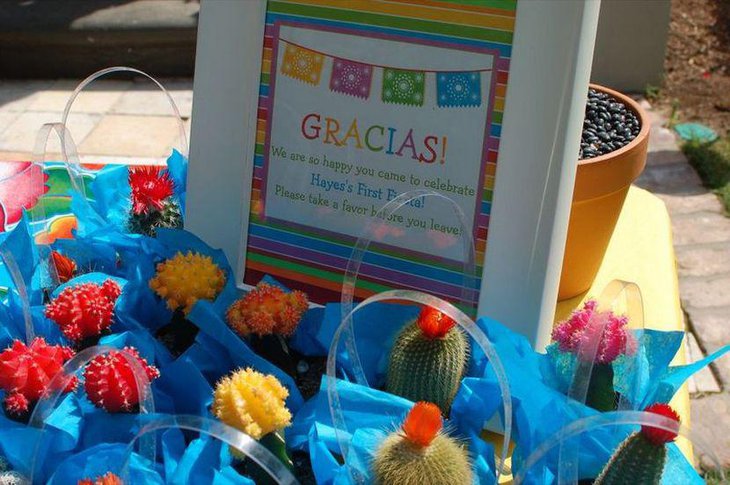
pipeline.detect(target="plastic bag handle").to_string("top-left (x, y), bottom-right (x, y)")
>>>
top-left (340, 189), bottom-right (479, 387)
top-left (557, 279), bottom-right (645, 484)
top-left (30, 123), bottom-right (106, 287)
top-left (514, 410), bottom-right (725, 484)
top-left (598, 279), bottom-right (645, 329)
top-left (61, 66), bottom-right (188, 162)
top-left (119, 414), bottom-right (300, 485)
top-left (327, 289), bottom-right (512, 483)
top-left (0, 249), bottom-right (34, 342)
top-left (32, 122), bottom-right (85, 197)
top-left (28, 345), bottom-right (156, 483)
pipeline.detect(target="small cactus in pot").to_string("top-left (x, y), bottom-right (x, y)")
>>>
top-left (212, 368), bottom-right (293, 483)
top-left (385, 306), bottom-right (469, 413)
top-left (552, 300), bottom-right (636, 412)
top-left (78, 472), bottom-right (124, 485)
top-left (45, 279), bottom-right (122, 349)
top-left (226, 282), bottom-right (309, 376)
top-left (594, 403), bottom-right (680, 485)
top-left (373, 401), bottom-right (472, 485)
top-left (149, 251), bottom-right (226, 355)
top-left (128, 167), bottom-right (182, 237)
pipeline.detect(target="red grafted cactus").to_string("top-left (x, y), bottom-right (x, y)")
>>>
top-left (129, 167), bottom-right (175, 215)
top-left (45, 280), bottom-right (121, 342)
top-left (0, 338), bottom-right (77, 417)
top-left (83, 347), bottom-right (159, 413)
top-left (226, 283), bottom-right (309, 337)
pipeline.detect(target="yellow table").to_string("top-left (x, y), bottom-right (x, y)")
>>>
top-left (493, 186), bottom-right (691, 482)
top-left (555, 185), bottom-right (691, 456)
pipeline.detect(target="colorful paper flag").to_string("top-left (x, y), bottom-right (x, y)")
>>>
top-left (330, 58), bottom-right (373, 99)
top-left (281, 43), bottom-right (325, 85)
top-left (382, 68), bottom-right (425, 106)
top-left (437, 71), bottom-right (481, 107)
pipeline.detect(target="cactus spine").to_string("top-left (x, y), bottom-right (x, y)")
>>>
top-left (594, 403), bottom-right (680, 485)
top-left (128, 198), bottom-right (183, 237)
top-left (373, 402), bottom-right (471, 485)
top-left (386, 307), bottom-right (468, 413)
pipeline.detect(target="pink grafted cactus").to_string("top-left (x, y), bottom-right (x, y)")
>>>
top-left (552, 300), bottom-right (637, 364)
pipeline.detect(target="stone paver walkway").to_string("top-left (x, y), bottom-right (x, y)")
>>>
top-left (0, 78), bottom-right (192, 164)
top-left (635, 98), bottom-right (730, 469)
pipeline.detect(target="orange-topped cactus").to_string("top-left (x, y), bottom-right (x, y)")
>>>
top-left (51, 251), bottom-right (76, 283)
top-left (373, 402), bottom-right (471, 485)
top-left (385, 306), bottom-right (469, 413)
top-left (226, 283), bottom-right (308, 337)
top-left (401, 401), bottom-right (443, 448)
top-left (416, 306), bottom-right (456, 339)
top-left (78, 472), bottom-right (123, 485)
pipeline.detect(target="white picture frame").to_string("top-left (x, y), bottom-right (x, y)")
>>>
top-left (186, 0), bottom-right (601, 348)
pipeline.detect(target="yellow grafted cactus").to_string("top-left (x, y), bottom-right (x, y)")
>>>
top-left (212, 368), bottom-right (292, 440)
top-left (149, 251), bottom-right (226, 314)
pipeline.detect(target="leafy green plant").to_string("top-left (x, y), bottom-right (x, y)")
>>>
top-left (703, 467), bottom-right (730, 485)
top-left (682, 137), bottom-right (730, 214)
top-left (667, 99), bottom-right (681, 130)
top-left (644, 84), bottom-right (661, 102)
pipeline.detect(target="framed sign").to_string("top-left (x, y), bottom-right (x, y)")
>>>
top-left (187, 0), bottom-right (600, 348)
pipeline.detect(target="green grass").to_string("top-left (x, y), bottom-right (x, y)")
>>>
top-left (703, 467), bottom-right (730, 484)
top-left (644, 84), bottom-right (661, 103)
top-left (682, 137), bottom-right (730, 214)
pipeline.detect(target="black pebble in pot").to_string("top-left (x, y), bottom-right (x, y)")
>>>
top-left (579, 88), bottom-right (641, 160)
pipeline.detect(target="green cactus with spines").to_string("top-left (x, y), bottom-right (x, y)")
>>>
top-left (373, 402), bottom-right (472, 485)
top-left (128, 198), bottom-right (183, 237)
top-left (385, 306), bottom-right (469, 414)
top-left (594, 432), bottom-right (666, 485)
top-left (594, 403), bottom-right (680, 485)
top-left (587, 363), bottom-right (618, 412)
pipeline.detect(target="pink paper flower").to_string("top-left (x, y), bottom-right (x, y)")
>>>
top-left (552, 300), bottom-right (637, 364)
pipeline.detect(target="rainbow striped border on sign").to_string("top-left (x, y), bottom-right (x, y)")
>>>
top-left (244, 0), bottom-right (516, 312)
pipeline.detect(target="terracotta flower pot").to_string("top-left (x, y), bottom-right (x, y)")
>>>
top-left (558, 84), bottom-right (650, 300)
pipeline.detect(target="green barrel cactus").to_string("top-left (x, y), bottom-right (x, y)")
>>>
top-left (587, 363), bottom-right (618, 412)
top-left (129, 198), bottom-right (183, 237)
top-left (386, 306), bottom-right (469, 413)
top-left (595, 403), bottom-right (680, 485)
